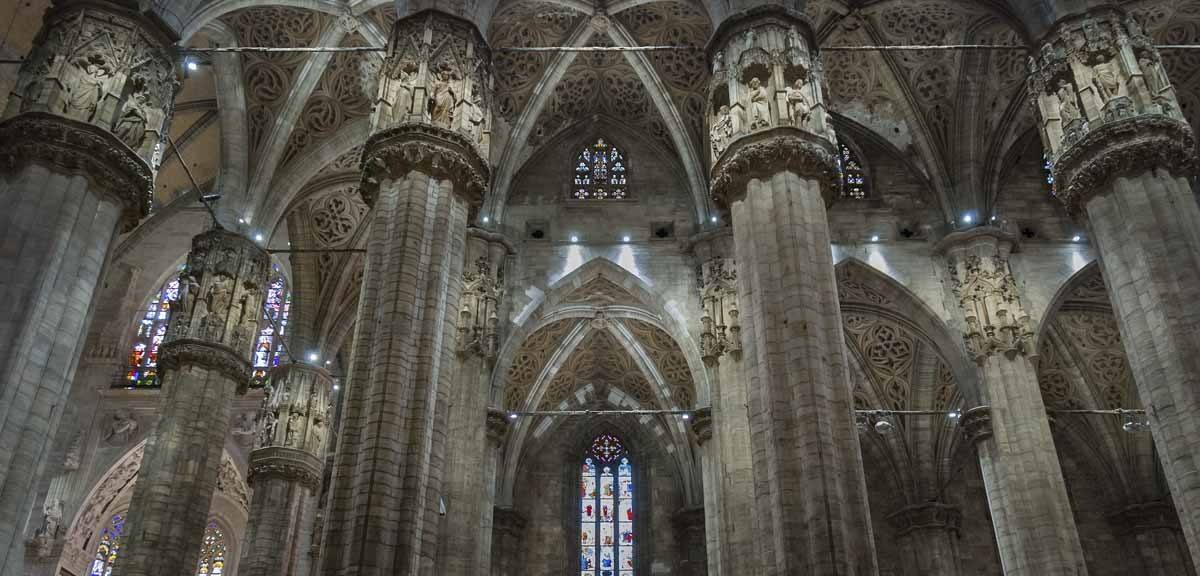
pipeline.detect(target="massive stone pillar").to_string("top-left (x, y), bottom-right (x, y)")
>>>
top-left (239, 363), bottom-right (332, 576)
top-left (435, 230), bottom-right (509, 576)
top-left (318, 10), bottom-right (490, 576)
top-left (117, 229), bottom-right (270, 576)
top-left (0, 4), bottom-right (176, 572)
top-left (938, 228), bottom-right (1087, 575)
top-left (887, 502), bottom-right (962, 576)
top-left (1108, 502), bottom-right (1197, 576)
top-left (1029, 8), bottom-right (1200, 563)
top-left (489, 506), bottom-right (525, 576)
top-left (706, 7), bottom-right (877, 574)
top-left (688, 231), bottom-right (757, 575)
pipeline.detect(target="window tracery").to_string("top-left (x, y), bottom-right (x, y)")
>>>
top-left (124, 270), bottom-right (182, 388)
top-left (838, 143), bottom-right (868, 200)
top-left (581, 433), bottom-right (634, 575)
top-left (195, 522), bottom-right (227, 576)
top-left (88, 513), bottom-right (125, 576)
top-left (573, 138), bottom-right (629, 200)
top-left (251, 267), bottom-right (292, 388)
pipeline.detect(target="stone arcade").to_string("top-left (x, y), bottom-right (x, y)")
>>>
top-left (0, 0), bottom-right (1199, 575)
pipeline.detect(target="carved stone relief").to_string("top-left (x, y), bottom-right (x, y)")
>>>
top-left (695, 258), bottom-right (740, 364)
top-left (940, 229), bottom-right (1034, 363)
top-left (458, 256), bottom-right (505, 360)
top-left (503, 318), bottom-right (579, 409)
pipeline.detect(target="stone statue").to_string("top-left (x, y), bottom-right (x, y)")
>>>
top-left (1139, 57), bottom-right (1169, 94)
top-left (710, 105), bottom-right (733, 156)
top-left (1057, 82), bottom-right (1081, 124)
top-left (114, 87), bottom-right (150, 149)
top-left (207, 274), bottom-right (234, 317)
top-left (746, 77), bottom-right (770, 130)
top-left (1092, 61), bottom-right (1122, 102)
top-left (258, 410), bottom-right (278, 448)
top-left (786, 78), bottom-right (812, 129)
top-left (104, 411), bottom-right (138, 445)
top-left (393, 61), bottom-right (418, 122)
top-left (467, 89), bottom-right (485, 142)
top-left (65, 54), bottom-right (112, 122)
top-left (285, 411), bottom-right (303, 447)
top-left (430, 67), bottom-right (457, 127)
top-left (232, 412), bottom-right (256, 447)
top-left (40, 498), bottom-right (63, 539)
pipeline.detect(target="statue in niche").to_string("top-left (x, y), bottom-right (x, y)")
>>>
top-left (257, 409), bottom-right (278, 448)
top-left (1139, 56), bottom-right (1169, 94)
top-left (22, 51), bottom-right (57, 109)
top-left (65, 54), bottom-right (112, 122)
top-left (392, 61), bottom-right (418, 123)
top-left (206, 275), bottom-right (234, 317)
top-left (114, 84), bottom-right (150, 149)
top-left (1057, 82), bottom-right (1081, 124)
top-left (285, 410), bottom-right (303, 447)
top-left (39, 499), bottom-right (63, 540)
top-left (466, 87), bottom-right (485, 143)
top-left (710, 105), bottom-right (733, 155)
top-left (746, 77), bottom-right (770, 130)
top-left (1092, 61), bottom-right (1123, 102)
top-left (712, 50), bottom-right (724, 75)
top-left (786, 77), bottom-right (812, 129)
top-left (104, 412), bottom-right (139, 445)
top-left (429, 66), bottom-right (457, 128)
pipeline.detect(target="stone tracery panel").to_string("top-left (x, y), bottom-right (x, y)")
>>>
top-left (536, 328), bottom-right (656, 411)
top-left (626, 319), bottom-right (695, 409)
top-left (489, 1), bottom-right (585, 122)
top-left (280, 33), bottom-right (375, 167)
top-left (503, 318), bottom-right (579, 409)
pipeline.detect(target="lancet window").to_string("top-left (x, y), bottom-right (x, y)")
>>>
top-left (251, 267), bottom-right (291, 388)
top-left (87, 513), bottom-right (126, 576)
top-left (123, 270), bottom-right (182, 388)
top-left (838, 143), bottom-right (868, 200)
top-left (573, 138), bottom-right (629, 200)
top-left (195, 522), bottom-right (227, 576)
top-left (580, 433), bottom-right (634, 575)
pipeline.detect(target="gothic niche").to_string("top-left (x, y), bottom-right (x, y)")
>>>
top-left (1029, 11), bottom-right (1183, 160)
top-left (458, 256), bottom-right (504, 360)
top-left (707, 19), bottom-right (835, 165)
top-left (4, 5), bottom-right (178, 168)
top-left (698, 258), bottom-right (740, 364)
top-left (373, 11), bottom-right (493, 155)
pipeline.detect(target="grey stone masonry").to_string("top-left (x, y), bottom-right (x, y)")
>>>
top-left (707, 6), bottom-right (878, 574)
top-left (0, 3), bottom-right (176, 575)
top-left (1107, 502), bottom-right (1196, 576)
top-left (937, 228), bottom-right (1087, 575)
top-left (1029, 6), bottom-right (1200, 565)
top-left (117, 229), bottom-right (270, 576)
top-left (887, 502), bottom-right (963, 575)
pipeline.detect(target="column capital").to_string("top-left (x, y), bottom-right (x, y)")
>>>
top-left (886, 502), bottom-right (962, 537)
top-left (960, 406), bottom-right (993, 445)
top-left (690, 407), bottom-right (713, 445)
top-left (361, 9), bottom-right (492, 207)
top-left (458, 254), bottom-right (505, 361)
top-left (248, 445), bottom-right (323, 490)
top-left (486, 409), bottom-right (511, 446)
top-left (1029, 7), bottom-right (1195, 215)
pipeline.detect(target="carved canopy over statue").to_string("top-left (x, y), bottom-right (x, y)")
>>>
top-left (372, 10), bottom-right (493, 158)
top-left (705, 8), bottom-right (835, 163)
top-left (3, 3), bottom-right (179, 169)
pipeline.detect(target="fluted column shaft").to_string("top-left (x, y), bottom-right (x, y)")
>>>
top-left (1029, 8), bottom-right (1200, 563)
top-left (118, 229), bottom-right (270, 576)
top-left (0, 4), bottom-right (176, 573)
top-left (938, 229), bottom-right (1086, 575)
top-left (708, 8), bottom-right (876, 575)
top-left (888, 502), bottom-right (962, 576)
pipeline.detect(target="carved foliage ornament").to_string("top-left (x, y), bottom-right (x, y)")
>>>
top-left (360, 122), bottom-right (489, 206)
top-left (710, 128), bottom-right (839, 206)
top-left (248, 445), bottom-right (323, 490)
top-left (163, 230), bottom-right (270, 386)
top-left (697, 258), bottom-right (740, 364)
top-left (943, 234), bottom-right (1034, 363)
top-left (1028, 9), bottom-right (1195, 211)
top-left (458, 255), bottom-right (505, 360)
top-left (5, 4), bottom-right (178, 170)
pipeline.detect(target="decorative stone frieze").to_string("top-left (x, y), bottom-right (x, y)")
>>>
top-left (690, 407), bottom-right (713, 446)
top-left (887, 502), bottom-right (962, 537)
top-left (3, 2), bottom-right (178, 167)
top-left (937, 228), bottom-right (1034, 363)
top-left (255, 363), bottom-right (334, 453)
top-left (1028, 8), bottom-right (1195, 214)
top-left (247, 446), bottom-right (323, 490)
top-left (360, 9), bottom-right (492, 206)
top-left (697, 259), bottom-right (741, 364)
top-left (458, 256), bottom-right (504, 360)
top-left (959, 406), bottom-right (993, 445)
top-left (706, 6), bottom-right (838, 205)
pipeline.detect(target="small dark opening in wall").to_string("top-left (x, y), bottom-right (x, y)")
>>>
top-left (651, 221), bottom-right (675, 239)
top-left (1021, 226), bottom-right (1038, 239)
top-left (526, 220), bottom-right (548, 240)
top-left (899, 228), bottom-right (914, 238)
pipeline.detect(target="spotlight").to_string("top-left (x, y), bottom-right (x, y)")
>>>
top-left (947, 409), bottom-right (962, 425)
top-left (254, 233), bottom-right (264, 242)
top-left (1121, 410), bottom-right (1149, 433)
top-left (710, 215), bottom-right (718, 223)
top-left (681, 413), bottom-right (690, 421)
top-left (622, 235), bottom-right (631, 243)
top-left (508, 412), bottom-right (519, 420)
top-left (187, 60), bottom-right (198, 72)
top-left (325, 360), bottom-right (332, 366)
top-left (1072, 235), bottom-right (1082, 242)
top-left (874, 417), bottom-right (896, 435)
top-left (333, 384), bottom-right (340, 391)
top-left (200, 193), bottom-right (222, 203)
top-left (238, 218), bottom-right (246, 224)
top-left (482, 216), bottom-right (490, 223)
top-left (962, 214), bottom-right (974, 224)
top-left (570, 235), bottom-right (579, 243)
top-left (870, 235), bottom-right (880, 242)
top-left (990, 215), bottom-right (997, 222)
top-left (308, 352), bottom-right (318, 362)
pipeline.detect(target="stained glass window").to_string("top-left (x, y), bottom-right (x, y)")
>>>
top-left (88, 513), bottom-right (126, 576)
top-left (1044, 154), bottom-right (1057, 196)
top-left (123, 271), bottom-right (182, 388)
top-left (581, 433), bottom-right (633, 575)
top-left (251, 267), bottom-right (291, 388)
top-left (838, 143), bottom-right (867, 200)
top-left (573, 138), bottom-right (629, 200)
top-left (195, 522), bottom-right (227, 576)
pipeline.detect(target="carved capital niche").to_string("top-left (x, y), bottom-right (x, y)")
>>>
top-left (710, 127), bottom-right (839, 206)
top-left (886, 502), bottom-right (962, 537)
top-left (359, 122), bottom-right (489, 206)
top-left (960, 406), bottom-right (993, 445)
top-left (1028, 8), bottom-right (1195, 213)
top-left (459, 255), bottom-right (505, 360)
top-left (248, 445), bottom-right (324, 490)
top-left (706, 6), bottom-right (836, 167)
top-left (255, 363), bottom-right (334, 456)
top-left (373, 9), bottom-right (492, 159)
top-left (3, 2), bottom-right (179, 171)
top-left (0, 113), bottom-right (152, 232)
top-left (697, 258), bottom-right (740, 364)
top-left (690, 407), bottom-right (713, 445)
top-left (486, 409), bottom-right (511, 446)
top-left (165, 229), bottom-right (270, 377)
top-left (936, 227), bottom-right (1034, 364)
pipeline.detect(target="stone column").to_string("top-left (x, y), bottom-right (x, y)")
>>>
top-left (0, 4), bottom-right (176, 571)
top-left (1108, 502), bottom-right (1197, 576)
top-left (673, 507), bottom-right (708, 575)
top-left (688, 230), bottom-right (757, 575)
top-left (707, 7), bottom-right (877, 574)
top-left (478, 410), bottom-right (511, 571)
top-left (490, 506), bottom-right (526, 576)
top-left (937, 228), bottom-right (1087, 575)
top-left (1029, 8), bottom-right (1200, 562)
top-left (317, 10), bottom-right (491, 576)
top-left (436, 230), bottom-right (510, 576)
top-left (239, 363), bottom-right (333, 576)
top-left (887, 502), bottom-right (962, 576)
top-left (117, 229), bottom-right (270, 576)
